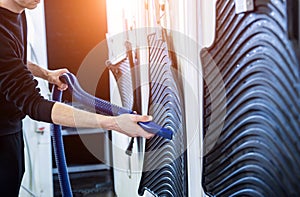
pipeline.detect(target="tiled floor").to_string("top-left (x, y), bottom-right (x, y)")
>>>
top-left (54, 170), bottom-right (115, 197)
top-left (83, 191), bottom-right (115, 197)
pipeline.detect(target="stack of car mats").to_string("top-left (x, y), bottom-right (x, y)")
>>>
top-left (201, 0), bottom-right (300, 196)
top-left (107, 31), bottom-right (187, 196)
top-left (138, 32), bottom-right (188, 196)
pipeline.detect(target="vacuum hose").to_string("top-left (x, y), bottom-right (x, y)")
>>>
top-left (51, 73), bottom-right (172, 196)
top-left (59, 73), bottom-right (172, 139)
top-left (51, 86), bottom-right (72, 197)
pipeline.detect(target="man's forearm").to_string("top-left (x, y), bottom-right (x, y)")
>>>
top-left (27, 61), bottom-right (49, 80)
top-left (51, 102), bottom-right (154, 138)
top-left (51, 102), bottom-right (115, 130)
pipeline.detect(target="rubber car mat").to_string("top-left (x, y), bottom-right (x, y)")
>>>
top-left (201, 0), bottom-right (300, 196)
top-left (138, 31), bottom-right (188, 197)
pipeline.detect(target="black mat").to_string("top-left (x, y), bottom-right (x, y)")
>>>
top-left (138, 31), bottom-right (188, 197)
top-left (201, 0), bottom-right (300, 196)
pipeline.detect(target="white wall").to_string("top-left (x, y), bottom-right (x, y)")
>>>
top-left (200, 0), bottom-right (216, 48)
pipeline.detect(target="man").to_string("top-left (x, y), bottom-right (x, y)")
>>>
top-left (0, 0), bottom-right (154, 196)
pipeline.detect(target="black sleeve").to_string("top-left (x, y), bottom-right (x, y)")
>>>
top-left (0, 36), bottom-right (55, 123)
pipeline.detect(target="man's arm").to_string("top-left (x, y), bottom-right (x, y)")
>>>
top-left (51, 102), bottom-right (154, 138)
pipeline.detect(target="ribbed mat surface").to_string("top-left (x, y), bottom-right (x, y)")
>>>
top-left (201, 0), bottom-right (300, 196)
top-left (138, 32), bottom-right (187, 197)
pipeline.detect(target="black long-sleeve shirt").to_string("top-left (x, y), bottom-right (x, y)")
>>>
top-left (0, 7), bottom-right (55, 136)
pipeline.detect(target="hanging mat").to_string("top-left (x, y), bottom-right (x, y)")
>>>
top-left (138, 31), bottom-right (188, 197)
top-left (201, 0), bottom-right (300, 196)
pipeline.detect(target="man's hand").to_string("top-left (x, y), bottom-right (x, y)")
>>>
top-left (27, 61), bottom-right (69, 91)
top-left (47, 69), bottom-right (69, 91)
top-left (112, 114), bottom-right (155, 139)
